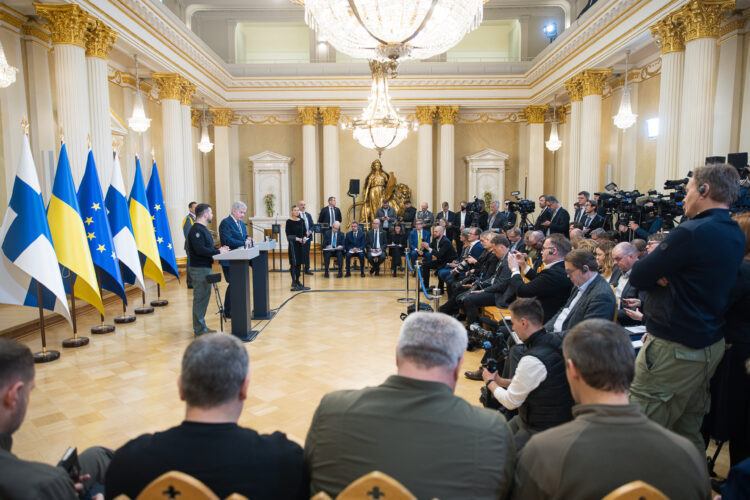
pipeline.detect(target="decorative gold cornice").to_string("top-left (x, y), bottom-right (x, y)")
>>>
top-left (650, 14), bottom-right (685, 54)
top-left (85, 20), bottom-right (117, 59)
top-left (180, 81), bottom-right (196, 106)
top-left (524, 105), bottom-right (548, 124)
top-left (415, 106), bottom-right (437, 125)
top-left (555, 105), bottom-right (567, 125)
top-left (152, 73), bottom-right (183, 101)
top-left (438, 105), bottom-right (459, 125)
top-left (210, 108), bottom-right (234, 127)
top-left (0, 10), bottom-right (25, 30)
top-left (320, 106), bottom-right (341, 126)
top-left (720, 17), bottom-right (747, 37)
top-left (676, 0), bottom-right (735, 42)
top-left (564, 76), bottom-right (583, 102)
top-left (580, 69), bottom-right (612, 97)
top-left (34, 3), bottom-right (92, 48)
top-left (238, 114), bottom-right (301, 125)
top-left (22, 23), bottom-right (50, 43)
top-left (297, 106), bottom-right (318, 126)
top-left (191, 108), bottom-right (202, 128)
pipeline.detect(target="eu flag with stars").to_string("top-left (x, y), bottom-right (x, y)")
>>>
top-left (146, 161), bottom-right (178, 279)
top-left (77, 150), bottom-right (126, 303)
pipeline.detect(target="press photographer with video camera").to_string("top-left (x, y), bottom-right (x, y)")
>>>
top-left (481, 299), bottom-right (574, 450)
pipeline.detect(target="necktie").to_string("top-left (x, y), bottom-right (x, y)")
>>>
top-left (418, 231), bottom-right (422, 248)
top-left (332, 232), bottom-right (336, 247)
top-left (375, 231), bottom-right (379, 248)
top-left (490, 214), bottom-right (496, 227)
top-left (303, 213), bottom-right (309, 231)
top-left (330, 207), bottom-right (334, 224)
top-left (236, 220), bottom-right (242, 235)
top-left (585, 216), bottom-right (591, 228)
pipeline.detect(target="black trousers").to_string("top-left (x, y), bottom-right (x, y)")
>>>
top-left (346, 252), bottom-right (365, 273)
top-left (367, 252), bottom-right (386, 273)
top-left (458, 291), bottom-right (498, 325)
top-left (302, 238), bottom-right (311, 271)
top-left (323, 249), bottom-right (344, 273)
top-left (419, 260), bottom-right (443, 289)
top-left (388, 246), bottom-right (403, 270)
top-left (222, 266), bottom-right (231, 317)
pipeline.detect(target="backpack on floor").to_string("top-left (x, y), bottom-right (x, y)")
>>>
top-left (400, 302), bottom-right (434, 320)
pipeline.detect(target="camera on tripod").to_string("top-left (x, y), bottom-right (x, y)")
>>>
top-left (506, 190), bottom-right (535, 215)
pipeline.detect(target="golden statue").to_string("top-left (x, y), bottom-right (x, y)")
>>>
top-left (351, 159), bottom-right (412, 227)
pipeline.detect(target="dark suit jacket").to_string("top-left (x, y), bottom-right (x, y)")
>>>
top-left (610, 269), bottom-right (646, 326)
top-left (402, 206), bottom-right (417, 226)
top-left (503, 262), bottom-right (573, 323)
top-left (299, 212), bottom-right (314, 235)
top-left (345, 230), bottom-right (365, 251)
top-left (375, 206), bottom-right (398, 230)
top-left (572, 207), bottom-right (585, 225)
top-left (544, 274), bottom-right (617, 337)
top-left (487, 211), bottom-right (506, 232)
top-left (548, 207), bottom-right (570, 237)
top-left (452, 210), bottom-right (470, 230)
top-left (535, 207), bottom-right (552, 230)
top-left (322, 229), bottom-right (345, 249)
top-left (317, 206), bottom-right (342, 227)
top-left (436, 210), bottom-right (454, 226)
top-left (507, 239), bottom-right (526, 254)
top-left (479, 255), bottom-right (511, 295)
top-left (474, 210), bottom-right (489, 230)
top-left (365, 230), bottom-right (388, 253)
top-left (502, 211), bottom-right (517, 229)
top-left (582, 213), bottom-right (604, 233)
top-left (219, 215), bottom-right (248, 268)
top-left (430, 236), bottom-right (456, 266)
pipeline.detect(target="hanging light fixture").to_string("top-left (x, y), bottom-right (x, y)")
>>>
top-left (344, 60), bottom-right (415, 156)
top-left (546, 96), bottom-right (562, 152)
top-left (0, 40), bottom-right (18, 88)
top-left (613, 50), bottom-right (637, 130)
top-left (128, 54), bottom-right (151, 133)
top-left (197, 99), bottom-right (214, 154)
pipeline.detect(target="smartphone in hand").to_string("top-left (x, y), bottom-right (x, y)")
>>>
top-left (57, 446), bottom-right (80, 482)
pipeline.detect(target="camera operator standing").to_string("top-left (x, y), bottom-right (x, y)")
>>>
top-left (629, 163), bottom-right (746, 453)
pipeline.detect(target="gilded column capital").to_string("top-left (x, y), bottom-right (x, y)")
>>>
top-left (438, 105), bottom-right (459, 125)
top-left (650, 14), bottom-right (686, 54)
top-left (180, 81), bottom-right (196, 107)
top-left (580, 69), bottom-right (612, 97)
top-left (320, 106), bottom-right (341, 126)
top-left (297, 106), bottom-right (318, 126)
top-left (524, 105), bottom-right (548, 124)
top-left (210, 108), bottom-right (234, 127)
top-left (564, 76), bottom-right (583, 102)
top-left (415, 105), bottom-right (437, 125)
top-left (85, 20), bottom-right (117, 59)
top-left (191, 108), bottom-right (202, 128)
top-left (555, 105), bottom-right (567, 125)
top-left (152, 73), bottom-right (183, 101)
top-left (676, 0), bottom-right (735, 42)
top-left (34, 3), bottom-right (93, 48)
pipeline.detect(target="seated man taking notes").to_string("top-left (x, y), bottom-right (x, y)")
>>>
top-left (344, 221), bottom-right (366, 278)
top-left (322, 221), bottom-right (345, 278)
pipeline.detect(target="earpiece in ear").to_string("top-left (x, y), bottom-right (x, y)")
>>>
top-left (699, 185), bottom-right (707, 195)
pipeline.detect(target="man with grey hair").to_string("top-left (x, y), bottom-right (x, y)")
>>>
top-left (219, 201), bottom-right (253, 320)
top-left (106, 333), bottom-right (307, 499)
top-left (306, 312), bottom-right (515, 499)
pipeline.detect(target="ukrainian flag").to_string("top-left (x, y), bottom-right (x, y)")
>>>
top-left (129, 156), bottom-right (164, 288)
top-left (47, 143), bottom-right (104, 315)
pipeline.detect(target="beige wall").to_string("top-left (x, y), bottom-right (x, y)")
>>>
top-left (636, 74), bottom-right (660, 190)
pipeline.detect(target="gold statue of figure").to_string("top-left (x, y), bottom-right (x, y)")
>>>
top-left (354, 159), bottom-right (412, 226)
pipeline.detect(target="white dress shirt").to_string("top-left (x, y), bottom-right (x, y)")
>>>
top-left (493, 355), bottom-right (548, 410)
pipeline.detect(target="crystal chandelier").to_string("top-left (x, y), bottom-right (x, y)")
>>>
top-left (197, 99), bottom-right (214, 153)
top-left (546, 97), bottom-right (562, 152)
top-left (613, 50), bottom-right (637, 130)
top-left (345, 60), bottom-right (415, 155)
top-left (128, 54), bottom-right (151, 133)
top-left (0, 40), bottom-right (17, 88)
top-left (297, 0), bottom-right (485, 61)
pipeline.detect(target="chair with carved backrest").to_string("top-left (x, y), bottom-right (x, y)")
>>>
top-left (601, 480), bottom-right (669, 500)
top-left (310, 471), bottom-right (419, 500)
top-left (112, 470), bottom-right (248, 500)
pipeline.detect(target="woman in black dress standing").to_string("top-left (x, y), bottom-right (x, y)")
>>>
top-left (388, 223), bottom-right (407, 276)
top-left (285, 205), bottom-right (309, 291)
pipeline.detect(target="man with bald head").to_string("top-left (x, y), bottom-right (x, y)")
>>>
top-left (322, 221), bottom-right (345, 278)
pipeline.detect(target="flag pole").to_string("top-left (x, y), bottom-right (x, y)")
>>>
top-left (33, 282), bottom-right (60, 363)
top-left (113, 264), bottom-right (135, 323)
top-left (90, 268), bottom-right (115, 334)
top-left (62, 274), bottom-right (89, 347)
top-left (135, 288), bottom-right (154, 314)
top-left (150, 283), bottom-right (168, 307)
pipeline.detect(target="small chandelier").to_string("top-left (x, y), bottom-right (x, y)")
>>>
top-left (546, 97), bottom-right (562, 152)
top-left (613, 50), bottom-right (637, 130)
top-left (345, 60), bottom-right (415, 156)
top-left (0, 40), bottom-right (17, 88)
top-left (197, 99), bottom-right (214, 154)
top-left (128, 54), bottom-right (152, 133)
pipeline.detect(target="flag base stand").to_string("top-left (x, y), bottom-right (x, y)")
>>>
top-left (91, 324), bottom-right (115, 334)
top-left (134, 306), bottom-right (154, 314)
top-left (62, 334), bottom-right (89, 348)
top-left (150, 299), bottom-right (168, 307)
top-left (114, 314), bottom-right (136, 323)
top-left (33, 347), bottom-right (60, 363)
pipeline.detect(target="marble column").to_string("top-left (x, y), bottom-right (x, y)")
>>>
top-left (677, 0), bottom-right (734, 174)
top-left (36, 4), bottom-right (92, 184)
top-left (578, 69), bottom-right (611, 194)
top-left (525, 105), bottom-right (548, 202)
top-left (416, 106), bottom-right (436, 209)
top-left (564, 76), bottom-right (583, 207)
top-left (85, 19), bottom-right (117, 192)
top-left (713, 17), bottom-right (745, 155)
top-left (153, 73), bottom-right (187, 259)
top-left (191, 109), bottom-right (205, 203)
top-left (298, 106), bottom-right (319, 212)
top-left (180, 81), bottom-right (196, 208)
top-left (437, 106), bottom-right (458, 207)
top-left (320, 107), bottom-right (341, 205)
top-left (651, 14), bottom-right (685, 188)
top-left (211, 108), bottom-right (234, 223)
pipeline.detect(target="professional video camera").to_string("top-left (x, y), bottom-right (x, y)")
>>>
top-left (506, 190), bottom-right (535, 214)
top-left (466, 196), bottom-right (483, 213)
top-left (595, 183), bottom-right (646, 226)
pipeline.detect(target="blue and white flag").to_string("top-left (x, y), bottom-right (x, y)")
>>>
top-left (0, 133), bottom-right (70, 323)
top-left (146, 160), bottom-right (179, 279)
top-left (105, 152), bottom-right (145, 291)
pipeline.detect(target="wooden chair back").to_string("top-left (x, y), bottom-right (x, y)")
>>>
top-left (602, 480), bottom-right (669, 500)
top-left (112, 470), bottom-right (248, 500)
top-left (336, 471), bottom-right (417, 500)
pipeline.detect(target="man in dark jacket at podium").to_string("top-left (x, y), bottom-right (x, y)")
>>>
top-left (219, 201), bottom-right (252, 320)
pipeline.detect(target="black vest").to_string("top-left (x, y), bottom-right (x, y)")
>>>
top-left (518, 330), bottom-right (574, 431)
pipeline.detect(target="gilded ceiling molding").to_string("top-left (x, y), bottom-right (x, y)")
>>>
top-left (524, 105), bottom-right (548, 124)
top-left (454, 112), bottom-right (521, 124)
top-left (564, 76), bottom-right (583, 102)
top-left (650, 14), bottom-right (685, 54)
top-left (85, 20), bottom-right (117, 59)
top-left (601, 58), bottom-right (662, 100)
top-left (107, 66), bottom-right (157, 101)
top-left (675, 0), bottom-right (735, 42)
top-left (191, 108), bottom-right (202, 128)
top-left (238, 114), bottom-right (300, 125)
top-left (415, 106), bottom-right (437, 125)
top-left (719, 16), bottom-right (747, 37)
top-left (180, 81), bottom-right (196, 106)
top-left (579, 69), bottom-right (612, 97)
top-left (438, 106), bottom-right (459, 125)
top-left (554, 106), bottom-right (567, 125)
top-left (320, 107), bottom-right (341, 126)
top-left (34, 3), bottom-right (92, 48)
top-left (22, 22), bottom-right (51, 44)
top-left (152, 73), bottom-right (183, 101)
top-left (297, 106), bottom-right (318, 126)
top-left (0, 8), bottom-right (26, 31)
top-left (210, 108), bottom-right (234, 127)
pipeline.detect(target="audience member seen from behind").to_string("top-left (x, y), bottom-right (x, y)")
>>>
top-left (0, 338), bottom-right (111, 500)
top-left (305, 312), bottom-right (515, 500)
top-left (512, 319), bottom-right (711, 500)
top-left (629, 163), bottom-right (746, 454)
top-left (105, 333), bottom-right (307, 500)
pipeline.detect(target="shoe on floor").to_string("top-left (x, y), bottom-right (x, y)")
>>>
top-left (345, 271), bottom-right (351, 277)
top-left (298, 284), bottom-right (311, 290)
top-left (360, 272), bottom-right (365, 277)
top-left (369, 267), bottom-right (375, 275)
top-left (304, 270), bottom-right (314, 275)
top-left (337, 272), bottom-right (343, 278)
top-left (324, 272), bottom-right (330, 278)
top-left (464, 368), bottom-right (483, 381)
top-left (200, 328), bottom-right (217, 335)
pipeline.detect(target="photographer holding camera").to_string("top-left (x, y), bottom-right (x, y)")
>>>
top-left (482, 299), bottom-right (574, 450)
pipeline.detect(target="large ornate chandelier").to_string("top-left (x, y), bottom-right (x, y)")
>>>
top-left (345, 60), bottom-right (415, 155)
top-left (297, 0), bottom-right (485, 61)
top-left (546, 97), bottom-right (562, 152)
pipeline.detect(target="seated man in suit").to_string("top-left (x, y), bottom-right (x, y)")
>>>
top-left (512, 320), bottom-right (710, 500)
top-left (317, 196), bottom-right (342, 229)
top-left (457, 234), bottom-right (512, 328)
top-left (305, 312), bottom-right (515, 499)
top-left (365, 218), bottom-right (387, 276)
top-left (569, 228), bottom-right (584, 241)
top-left (375, 199), bottom-right (397, 234)
top-left (344, 221), bottom-right (366, 278)
top-left (611, 242), bottom-right (646, 326)
top-left (418, 225), bottom-right (456, 289)
top-left (106, 334), bottom-right (307, 500)
top-left (505, 227), bottom-right (525, 254)
top-left (539, 195), bottom-right (570, 237)
top-left (524, 230), bottom-right (546, 272)
top-left (581, 199), bottom-right (604, 236)
top-left (322, 221), bottom-right (345, 278)
top-left (219, 201), bottom-right (253, 320)
top-left (408, 219), bottom-right (431, 266)
top-left (439, 227), bottom-right (483, 290)
top-left (487, 201), bottom-right (507, 233)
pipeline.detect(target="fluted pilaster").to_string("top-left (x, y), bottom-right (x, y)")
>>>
top-left (298, 106), bottom-right (319, 213)
top-left (579, 70), bottom-right (610, 193)
top-left (438, 106), bottom-right (458, 207)
top-left (321, 107), bottom-right (341, 205)
top-left (180, 81), bottom-right (196, 213)
top-left (525, 105), bottom-right (548, 202)
top-left (416, 106), bottom-right (436, 209)
top-left (564, 76), bottom-right (583, 205)
top-left (211, 108), bottom-right (233, 222)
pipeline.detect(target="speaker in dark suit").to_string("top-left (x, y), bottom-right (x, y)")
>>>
top-left (219, 207), bottom-right (252, 319)
top-left (298, 204), bottom-right (315, 273)
top-left (318, 199), bottom-right (342, 228)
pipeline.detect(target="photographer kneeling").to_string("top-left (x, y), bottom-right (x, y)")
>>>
top-left (482, 298), bottom-right (574, 450)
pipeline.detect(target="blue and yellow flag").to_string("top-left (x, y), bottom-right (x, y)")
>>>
top-left (47, 143), bottom-right (104, 314)
top-left (128, 156), bottom-right (164, 287)
top-left (78, 150), bottom-right (126, 303)
top-left (146, 160), bottom-right (179, 279)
